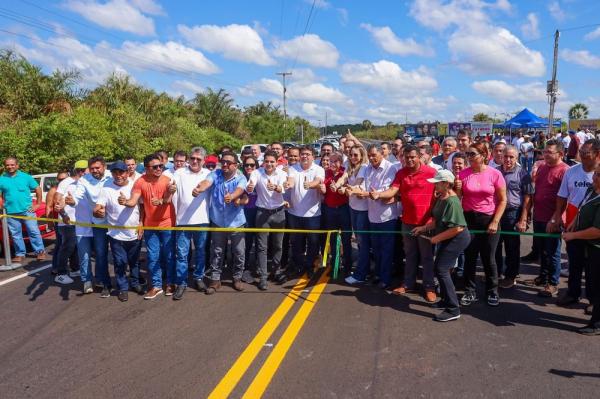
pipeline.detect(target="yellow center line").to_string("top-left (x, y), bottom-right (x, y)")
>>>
top-left (242, 268), bottom-right (331, 398)
top-left (207, 274), bottom-right (310, 399)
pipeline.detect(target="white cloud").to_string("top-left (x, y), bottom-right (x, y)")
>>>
top-left (548, 1), bottom-right (567, 22)
top-left (171, 80), bottom-right (205, 95)
top-left (302, 102), bottom-right (319, 117)
top-left (340, 60), bottom-right (438, 93)
top-left (409, 0), bottom-right (490, 32)
top-left (337, 8), bottom-right (349, 26)
top-left (178, 24), bottom-right (274, 66)
top-left (63, 0), bottom-right (157, 36)
top-left (449, 26), bottom-right (545, 77)
top-left (129, 0), bottom-right (164, 15)
top-left (360, 23), bottom-right (434, 57)
top-left (521, 13), bottom-right (540, 40)
top-left (560, 49), bottom-right (600, 69)
top-left (272, 34), bottom-right (339, 68)
top-left (115, 41), bottom-right (219, 74)
top-left (291, 83), bottom-right (349, 104)
top-left (472, 80), bottom-right (556, 102)
top-left (584, 27), bottom-right (600, 41)
top-left (307, 0), bottom-right (331, 9)
top-left (11, 36), bottom-right (127, 85)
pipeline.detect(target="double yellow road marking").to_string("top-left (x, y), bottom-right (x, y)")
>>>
top-left (208, 269), bottom-right (331, 398)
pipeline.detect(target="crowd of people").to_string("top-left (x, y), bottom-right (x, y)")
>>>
top-left (1, 128), bottom-right (600, 333)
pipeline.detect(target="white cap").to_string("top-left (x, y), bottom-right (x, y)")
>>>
top-left (427, 169), bottom-right (455, 183)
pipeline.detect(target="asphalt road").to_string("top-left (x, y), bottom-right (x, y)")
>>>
top-left (1, 236), bottom-right (599, 399)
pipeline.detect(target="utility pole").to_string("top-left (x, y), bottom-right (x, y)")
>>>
top-left (547, 30), bottom-right (560, 136)
top-left (276, 72), bottom-right (292, 133)
top-left (324, 112), bottom-right (328, 138)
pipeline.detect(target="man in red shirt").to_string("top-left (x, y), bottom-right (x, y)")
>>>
top-left (527, 139), bottom-right (569, 297)
top-left (322, 152), bottom-right (352, 275)
top-left (122, 153), bottom-right (176, 300)
top-left (372, 145), bottom-right (437, 301)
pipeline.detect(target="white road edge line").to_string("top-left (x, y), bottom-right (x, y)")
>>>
top-left (0, 263), bottom-right (52, 287)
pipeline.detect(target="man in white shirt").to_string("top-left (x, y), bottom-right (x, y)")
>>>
top-left (519, 135), bottom-right (535, 173)
top-left (65, 156), bottom-right (112, 295)
top-left (173, 147), bottom-right (212, 295)
top-left (125, 156), bottom-right (142, 182)
top-left (94, 161), bottom-right (143, 302)
top-left (53, 160), bottom-right (87, 285)
top-left (247, 150), bottom-right (290, 289)
top-left (489, 141), bottom-right (506, 169)
top-left (287, 146), bottom-right (326, 277)
top-left (363, 144), bottom-right (400, 289)
top-left (561, 131), bottom-right (571, 149)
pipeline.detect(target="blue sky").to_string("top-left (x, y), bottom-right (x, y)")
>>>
top-left (2, 0), bottom-right (600, 125)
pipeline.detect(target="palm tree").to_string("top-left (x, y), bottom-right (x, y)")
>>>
top-left (362, 119), bottom-right (373, 131)
top-left (188, 88), bottom-right (241, 134)
top-left (568, 103), bottom-right (589, 120)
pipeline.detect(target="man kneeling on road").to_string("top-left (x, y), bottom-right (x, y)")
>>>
top-left (94, 161), bottom-right (144, 302)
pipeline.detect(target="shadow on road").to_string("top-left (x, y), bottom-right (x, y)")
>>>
top-left (549, 368), bottom-right (600, 379)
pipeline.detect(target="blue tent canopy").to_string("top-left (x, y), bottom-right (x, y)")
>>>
top-left (497, 108), bottom-right (561, 129)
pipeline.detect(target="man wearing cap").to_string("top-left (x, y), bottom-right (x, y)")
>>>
top-left (53, 160), bottom-right (87, 285)
top-left (0, 156), bottom-right (46, 262)
top-left (64, 156), bottom-right (112, 295)
top-left (94, 161), bottom-right (144, 301)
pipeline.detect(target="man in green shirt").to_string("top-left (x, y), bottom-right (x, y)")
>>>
top-left (0, 157), bottom-right (46, 261)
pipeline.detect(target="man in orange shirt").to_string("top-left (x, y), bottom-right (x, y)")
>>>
top-left (121, 153), bottom-right (176, 300)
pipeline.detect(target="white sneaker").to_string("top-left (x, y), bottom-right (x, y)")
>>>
top-left (83, 281), bottom-right (93, 294)
top-left (345, 275), bottom-right (364, 285)
top-left (560, 268), bottom-right (569, 277)
top-left (55, 274), bottom-right (74, 285)
top-left (69, 270), bottom-right (80, 278)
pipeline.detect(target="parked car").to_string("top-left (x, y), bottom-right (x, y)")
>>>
top-left (0, 197), bottom-right (55, 255)
top-left (33, 173), bottom-right (58, 202)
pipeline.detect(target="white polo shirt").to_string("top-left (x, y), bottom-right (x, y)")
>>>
top-left (288, 162), bottom-right (325, 217)
top-left (364, 158), bottom-right (400, 224)
top-left (248, 167), bottom-right (287, 210)
top-left (173, 166), bottom-right (211, 225)
top-left (96, 180), bottom-right (140, 241)
top-left (56, 177), bottom-right (77, 226)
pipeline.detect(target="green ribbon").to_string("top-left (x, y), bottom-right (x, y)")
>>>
top-left (332, 230), bottom-right (342, 279)
top-left (348, 229), bottom-right (561, 238)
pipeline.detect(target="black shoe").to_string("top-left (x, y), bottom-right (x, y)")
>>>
top-left (306, 268), bottom-right (315, 279)
top-left (241, 270), bottom-right (254, 284)
top-left (195, 278), bottom-right (207, 292)
top-left (274, 273), bottom-right (287, 284)
top-left (130, 285), bottom-right (145, 295)
top-left (431, 300), bottom-right (448, 309)
top-left (118, 291), bottom-right (128, 302)
top-left (520, 252), bottom-right (539, 262)
top-left (100, 287), bottom-right (111, 298)
top-left (50, 268), bottom-right (59, 276)
top-left (173, 285), bottom-right (185, 300)
top-left (460, 292), bottom-right (477, 306)
top-left (258, 279), bottom-right (268, 291)
top-left (487, 293), bottom-right (500, 307)
top-left (434, 310), bottom-right (461, 322)
top-left (578, 325), bottom-right (600, 336)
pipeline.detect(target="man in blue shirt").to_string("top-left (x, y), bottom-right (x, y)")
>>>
top-left (196, 152), bottom-right (248, 294)
top-left (0, 156), bottom-right (46, 261)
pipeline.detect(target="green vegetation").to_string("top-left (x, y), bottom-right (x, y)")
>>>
top-left (0, 50), bottom-right (319, 173)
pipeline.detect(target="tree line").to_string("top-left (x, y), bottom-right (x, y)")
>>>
top-left (0, 50), bottom-right (319, 174)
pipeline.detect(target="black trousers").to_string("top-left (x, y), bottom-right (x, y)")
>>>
top-left (587, 245), bottom-right (600, 326)
top-left (464, 211), bottom-right (500, 296)
top-left (436, 229), bottom-right (471, 315)
top-left (495, 207), bottom-right (521, 279)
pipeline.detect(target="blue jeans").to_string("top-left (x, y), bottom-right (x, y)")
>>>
top-left (244, 207), bottom-right (258, 271)
top-left (176, 224), bottom-right (209, 285)
top-left (533, 221), bottom-right (562, 286)
top-left (287, 214), bottom-right (321, 271)
top-left (144, 230), bottom-right (175, 289)
top-left (76, 227), bottom-right (109, 286)
top-left (7, 211), bottom-right (45, 256)
top-left (109, 237), bottom-right (141, 291)
top-left (323, 204), bottom-right (353, 273)
top-left (350, 208), bottom-right (370, 281)
top-left (370, 219), bottom-right (396, 286)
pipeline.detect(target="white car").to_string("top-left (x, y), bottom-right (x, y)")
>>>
top-left (32, 173), bottom-right (58, 200)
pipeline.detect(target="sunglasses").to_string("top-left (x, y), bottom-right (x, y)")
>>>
top-left (150, 164), bottom-right (165, 170)
top-left (243, 163), bottom-right (257, 168)
top-left (205, 163), bottom-right (217, 168)
top-left (221, 160), bottom-right (236, 166)
top-left (189, 156), bottom-right (203, 162)
top-left (465, 151), bottom-right (479, 158)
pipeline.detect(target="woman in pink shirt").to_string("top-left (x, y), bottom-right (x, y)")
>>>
top-left (458, 142), bottom-right (507, 307)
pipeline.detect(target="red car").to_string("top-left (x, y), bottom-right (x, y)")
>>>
top-left (0, 198), bottom-right (55, 252)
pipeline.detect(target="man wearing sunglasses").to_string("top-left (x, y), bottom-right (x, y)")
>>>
top-left (195, 151), bottom-right (248, 294)
top-left (122, 154), bottom-right (176, 300)
top-left (171, 147), bottom-right (211, 299)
